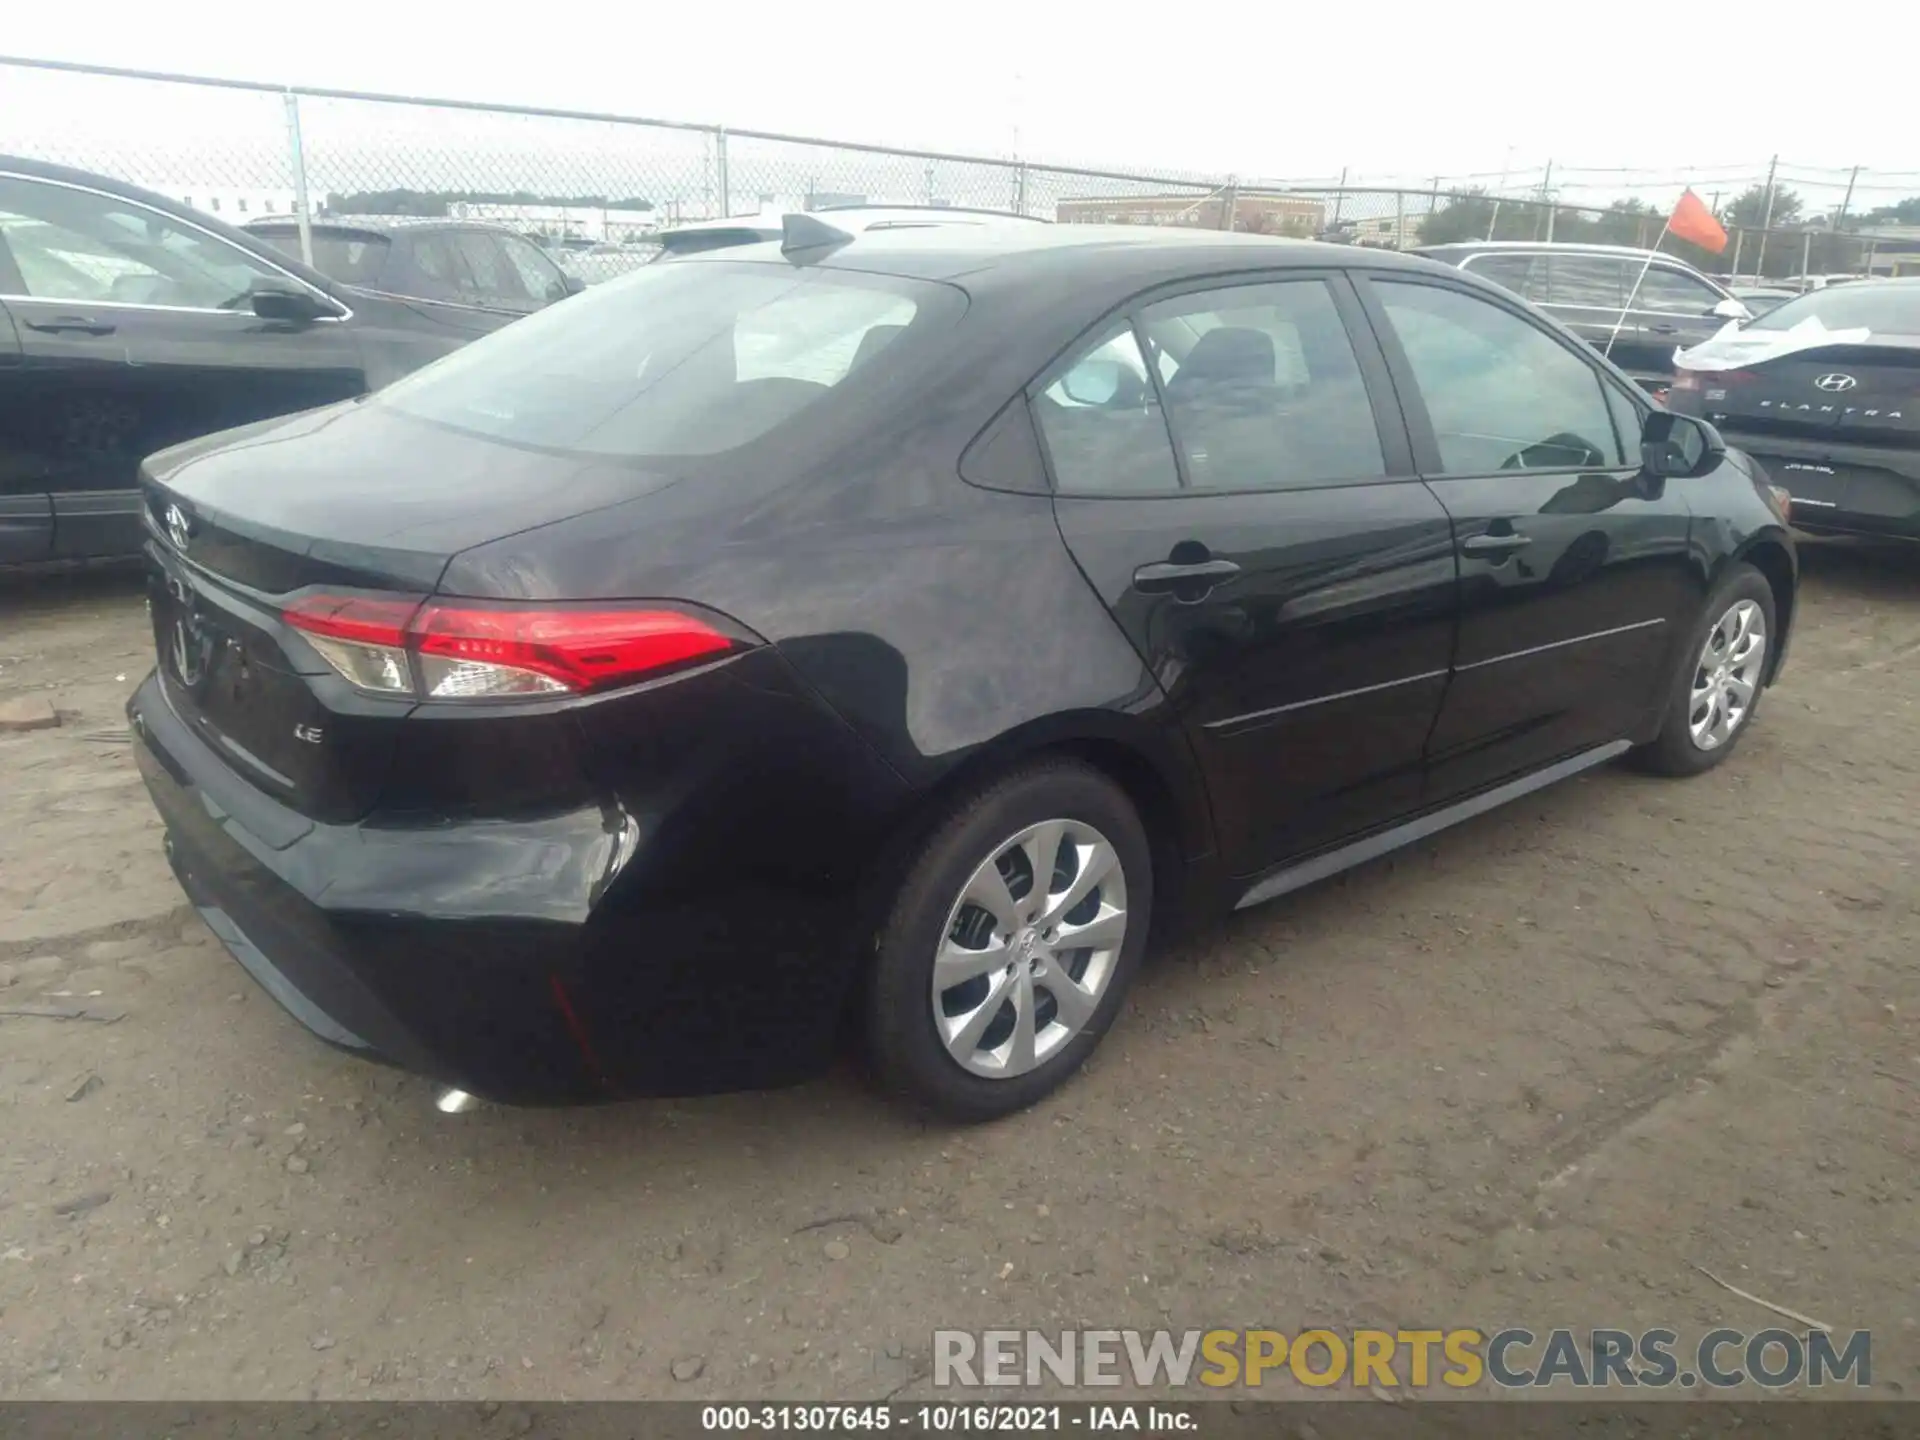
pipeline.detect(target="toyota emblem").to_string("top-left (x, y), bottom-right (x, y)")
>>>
top-left (165, 502), bottom-right (192, 550)
top-left (1814, 373), bottom-right (1858, 392)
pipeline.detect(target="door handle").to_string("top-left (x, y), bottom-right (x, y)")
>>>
top-left (25, 316), bottom-right (117, 336)
top-left (1649, 322), bottom-right (1678, 334)
top-left (1461, 531), bottom-right (1532, 556)
top-left (1132, 557), bottom-right (1242, 593)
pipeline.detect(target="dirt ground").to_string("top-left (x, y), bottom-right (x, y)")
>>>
top-left (1, 542), bottom-right (1916, 1404)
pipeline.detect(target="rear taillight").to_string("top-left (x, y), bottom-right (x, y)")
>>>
top-left (282, 594), bottom-right (742, 701)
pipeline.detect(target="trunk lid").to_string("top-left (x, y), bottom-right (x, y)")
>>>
top-left (1684, 343), bottom-right (1920, 446)
top-left (140, 399), bottom-right (652, 823)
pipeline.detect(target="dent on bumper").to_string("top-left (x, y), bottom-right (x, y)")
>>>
top-left (127, 673), bottom-right (855, 1104)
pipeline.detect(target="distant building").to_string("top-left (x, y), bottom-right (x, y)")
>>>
top-left (1856, 223), bottom-right (1920, 277)
top-left (1055, 192), bottom-right (1325, 234)
top-left (1344, 212), bottom-right (1422, 248)
top-left (161, 188), bottom-right (304, 221)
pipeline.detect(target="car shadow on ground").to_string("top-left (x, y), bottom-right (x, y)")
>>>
top-left (1793, 533), bottom-right (1920, 600)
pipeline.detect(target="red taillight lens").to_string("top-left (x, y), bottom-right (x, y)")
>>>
top-left (412, 605), bottom-right (734, 698)
top-left (282, 595), bottom-right (740, 701)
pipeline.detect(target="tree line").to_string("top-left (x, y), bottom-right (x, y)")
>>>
top-left (1409, 183), bottom-right (1913, 277)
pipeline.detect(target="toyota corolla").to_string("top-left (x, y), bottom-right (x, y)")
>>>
top-left (128, 216), bottom-right (1797, 1120)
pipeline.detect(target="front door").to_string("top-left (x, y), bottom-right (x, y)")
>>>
top-left (0, 172), bottom-right (365, 559)
top-left (1036, 273), bottom-right (1459, 877)
top-left (1356, 273), bottom-right (1701, 804)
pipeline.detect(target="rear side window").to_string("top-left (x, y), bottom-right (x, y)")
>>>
top-left (376, 261), bottom-right (957, 458)
top-left (1140, 279), bottom-right (1386, 491)
top-left (1032, 322), bottom-right (1182, 494)
top-left (255, 229), bottom-right (390, 286)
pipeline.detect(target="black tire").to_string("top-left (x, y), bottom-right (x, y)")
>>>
top-left (866, 760), bottom-right (1153, 1122)
top-left (1633, 562), bottom-right (1777, 777)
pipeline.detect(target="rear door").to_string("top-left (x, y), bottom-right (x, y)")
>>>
top-left (1038, 271), bottom-right (1459, 877)
top-left (1355, 271), bottom-right (1699, 803)
top-left (0, 171), bottom-right (365, 559)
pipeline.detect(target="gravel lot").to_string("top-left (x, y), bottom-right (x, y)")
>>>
top-left (1, 543), bottom-right (1916, 1402)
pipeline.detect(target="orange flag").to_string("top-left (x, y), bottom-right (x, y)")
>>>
top-left (1668, 188), bottom-right (1729, 253)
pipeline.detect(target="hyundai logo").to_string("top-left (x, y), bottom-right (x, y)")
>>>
top-left (165, 503), bottom-right (192, 550)
top-left (1814, 373), bottom-right (1858, 392)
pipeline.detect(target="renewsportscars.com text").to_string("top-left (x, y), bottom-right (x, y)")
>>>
top-left (933, 1327), bottom-right (1871, 1390)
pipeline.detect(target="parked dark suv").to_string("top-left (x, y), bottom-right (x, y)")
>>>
top-left (0, 157), bottom-right (572, 565)
top-left (247, 215), bottom-right (584, 318)
top-left (1415, 242), bottom-right (1751, 393)
top-left (128, 220), bottom-right (1797, 1120)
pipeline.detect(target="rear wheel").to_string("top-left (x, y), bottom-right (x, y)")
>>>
top-left (866, 761), bottom-right (1151, 1121)
top-left (1634, 563), bottom-right (1775, 776)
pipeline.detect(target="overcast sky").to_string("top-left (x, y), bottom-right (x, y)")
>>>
top-left (6, 1), bottom-right (1917, 205)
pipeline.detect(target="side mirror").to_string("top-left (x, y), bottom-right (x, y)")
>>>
top-left (249, 278), bottom-right (336, 323)
top-left (1060, 359), bottom-right (1127, 406)
top-left (559, 275), bottom-right (588, 298)
top-left (1642, 409), bottom-right (1726, 479)
top-left (1710, 297), bottom-right (1752, 322)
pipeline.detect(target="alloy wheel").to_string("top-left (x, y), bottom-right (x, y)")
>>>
top-left (1689, 598), bottom-right (1767, 751)
top-left (931, 819), bottom-right (1129, 1080)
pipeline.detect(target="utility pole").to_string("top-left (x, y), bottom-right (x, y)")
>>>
top-left (1330, 166), bottom-right (1347, 229)
top-left (1755, 154), bottom-right (1778, 278)
top-left (1835, 164), bottom-right (1859, 230)
top-left (1540, 159), bottom-right (1553, 241)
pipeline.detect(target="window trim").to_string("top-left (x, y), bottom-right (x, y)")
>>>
top-left (1024, 267), bottom-right (1417, 500)
top-left (0, 170), bottom-right (350, 321)
top-left (1351, 270), bottom-right (1645, 482)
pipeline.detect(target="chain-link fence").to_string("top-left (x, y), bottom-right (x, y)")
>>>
top-left (3, 54), bottom-right (1916, 289)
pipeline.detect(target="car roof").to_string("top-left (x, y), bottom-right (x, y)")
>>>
top-left (675, 221), bottom-right (1446, 288)
top-left (1419, 239), bottom-right (1691, 263)
top-left (0, 151), bottom-right (343, 294)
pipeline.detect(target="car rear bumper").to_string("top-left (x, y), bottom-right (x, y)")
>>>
top-left (128, 670), bottom-right (867, 1105)
top-left (1727, 431), bottom-right (1920, 541)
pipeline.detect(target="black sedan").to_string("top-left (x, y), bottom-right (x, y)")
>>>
top-left (1668, 279), bottom-right (1920, 541)
top-left (0, 156), bottom-right (567, 565)
top-left (127, 217), bottom-right (1797, 1120)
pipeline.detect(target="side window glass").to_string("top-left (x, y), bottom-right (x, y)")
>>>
top-left (1139, 279), bottom-right (1385, 491)
top-left (1374, 280), bottom-right (1622, 473)
top-left (408, 234), bottom-right (467, 299)
top-left (1466, 254), bottom-right (1540, 301)
top-left (1543, 256), bottom-right (1628, 309)
top-left (499, 235), bottom-right (568, 303)
top-left (0, 175), bottom-right (281, 308)
top-left (1635, 266), bottom-right (1721, 315)
top-left (451, 233), bottom-right (529, 304)
top-left (1604, 382), bottom-right (1644, 469)
top-left (1031, 322), bottom-right (1180, 495)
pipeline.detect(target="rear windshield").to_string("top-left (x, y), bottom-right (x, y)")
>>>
top-left (253, 228), bottom-right (390, 286)
top-left (1747, 283), bottom-right (1920, 335)
top-left (376, 260), bottom-right (959, 457)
